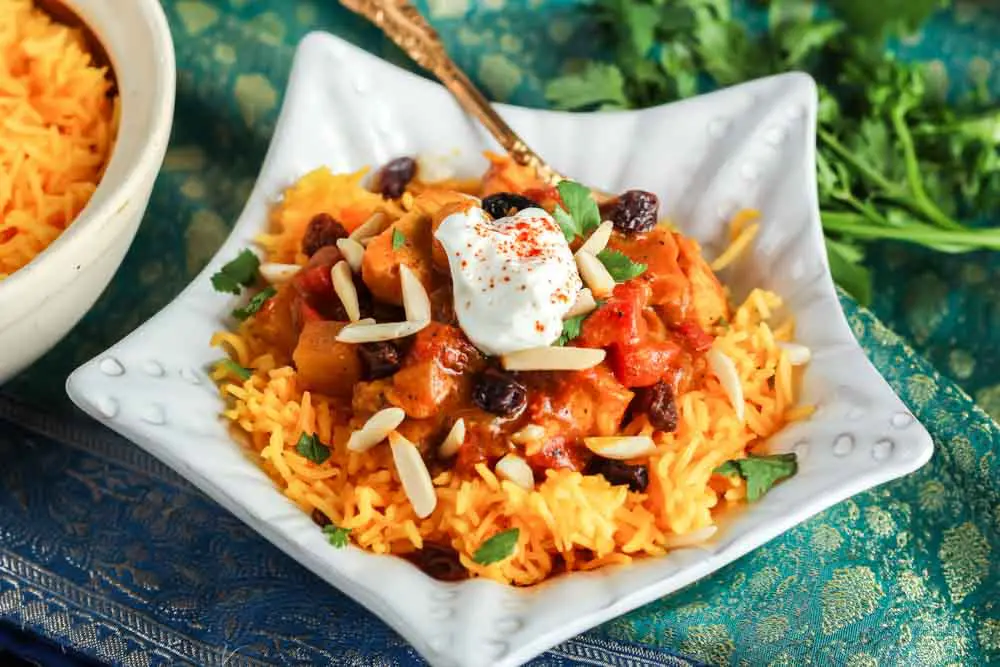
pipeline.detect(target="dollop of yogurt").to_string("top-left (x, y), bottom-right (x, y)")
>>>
top-left (434, 205), bottom-right (582, 355)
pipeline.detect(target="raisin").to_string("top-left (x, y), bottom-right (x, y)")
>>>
top-left (402, 542), bottom-right (468, 582)
top-left (302, 213), bottom-right (348, 257)
top-left (310, 509), bottom-right (332, 527)
top-left (481, 192), bottom-right (541, 220)
top-left (609, 190), bottom-right (659, 234)
top-left (376, 156), bottom-right (417, 199)
top-left (585, 457), bottom-right (649, 493)
top-left (358, 341), bottom-right (402, 380)
top-left (471, 369), bottom-right (527, 418)
top-left (632, 380), bottom-right (678, 432)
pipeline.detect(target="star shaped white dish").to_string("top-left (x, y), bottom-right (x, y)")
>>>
top-left (67, 32), bottom-right (933, 667)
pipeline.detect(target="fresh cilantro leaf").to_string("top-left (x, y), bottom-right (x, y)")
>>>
top-left (392, 228), bottom-right (406, 250)
top-left (553, 205), bottom-right (581, 243)
top-left (824, 236), bottom-right (873, 306)
top-left (322, 524), bottom-right (351, 548)
top-left (545, 62), bottom-right (628, 111)
top-left (219, 359), bottom-right (251, 381)
top-left (596, 249), bottom-right (647, 281)
top-left (556, 313), bottom-right (587, 346)
top-left (557, 181), bottom-right (601, 238)
top-left (232, 286), bottom-right (277, 321)
top-left (714, 453), bottom-right (798, 502)
top-left (828, 0), bottom-right (944, 37)
top-left (211, 249), bottom-right (259, 295)
top-left (472, 528), bottom-right (520, 565)
top-left (295, 432), bottom-right (330, 465)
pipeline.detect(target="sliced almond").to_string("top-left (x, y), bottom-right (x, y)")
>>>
top-left (778, 342), bottom-right (811, 366)
top-left (335, 320), bottom-right (429, 343)
top-left (259, 262), bottom-right (300, 285)
top-left (356, 317), bottom-right (376, 326)
top-left (501, 346), bottom-right (605, 372)
top-left (399, 264), bottom-right (431, 323)
top-left (331, 261), bottom-right (361, 322)
top-left (707, 347), bottom-right (744, 422)
top-left (577, 220), bottom-right (614, 256)
top-left (564, 288), bottom-right (597, 319)
top-left (389, 431), bottom-right (438, 518)
top-left (575, 250), bottom-right (615, 298)
top-left (511, 424), bottom-right (546, 445)
top-left (349, 212), bottom-right (388, 241)
top-left (347, 407), bottom-right (406, 452)
top-left (583, 435), bottom-right (656, 460)
top-left (663, 526), bottom-right (718, 549)
top-left (438, 418), bottom-right (466, 458)
top-left (336, 237), bottom-right (365, 273)
top-left (495, 453), bottom-right (535, 490)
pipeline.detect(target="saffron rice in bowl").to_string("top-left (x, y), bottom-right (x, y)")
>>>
top-left (0, 0), bottom-right (174, 383)
top-left (210, 153), bottom-right (814, 586)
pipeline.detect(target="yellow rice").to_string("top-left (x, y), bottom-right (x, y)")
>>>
top-left (213, 167), bottom-right (807, 586)
top-left (0, 0), bottom-right (118, 278)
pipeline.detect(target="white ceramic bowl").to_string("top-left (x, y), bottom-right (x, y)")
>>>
top-left (0, 0), bottom-right (175, 383)
top-left (67, 33), bottom-right (933, 667)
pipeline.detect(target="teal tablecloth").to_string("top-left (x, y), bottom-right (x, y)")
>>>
top-left (1, 1), bottom-right (999, 665)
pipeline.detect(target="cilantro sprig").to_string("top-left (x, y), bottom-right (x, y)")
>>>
top-left (323, 524), bottom-right (351, 548)
top-left (554, 180), bottom-right (602, 242)
top-left (545, 0), bottom-right (1000, 306)
top-left (392, 227), bottom-right (406, 250)
top-left (295, 432), bottom-right (330, 465)
top-left (597, 249), bottom-right (647, 281)
top-left (714, 453), bottom-right (798, 502)
top-left (211, 249), bottom-right (260, 295)
top-left (232, 286), bottom-right (276, 321)
top-left (472, 528), bottom-right (520, 565)
top-left (218, 359), bottom-right (252, 381)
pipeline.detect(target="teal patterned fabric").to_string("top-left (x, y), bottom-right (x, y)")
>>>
top-left (2, 1), bottom-right (999, 665)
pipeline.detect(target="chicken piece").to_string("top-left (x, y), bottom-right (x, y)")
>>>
top-left (480, 151), bottom-right (546, 197)
top-left (361, 209), bottom-right (433, 305)
top-left (293, 321), bottom-right (361, 398)
top-left (676, 235), bottom-right (729, 329)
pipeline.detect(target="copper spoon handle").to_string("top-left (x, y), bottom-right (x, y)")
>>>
top-left (339, 0), bottom-right (563, 185)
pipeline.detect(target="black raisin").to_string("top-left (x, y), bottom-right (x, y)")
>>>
top-left (376, 156), bottom-right (417, 199)
top-left (585, 458), bottom-right (649, 493)
top-left (302, 213), bottom-right (348, 257)
top-left (633, 380), bottom-right (678, 432)
top-left (402, 542), bottom-right (468, 582)
top-left (311, 509), bottom-right (332, 527)
top-left (609, 190), bottom-right (659, 234)
top-left (481, 192), bottom-right (541, 220)
top-left (471, 369), bottom-right (527, 418)
top-left (358, 341), bottom-right (402, 380)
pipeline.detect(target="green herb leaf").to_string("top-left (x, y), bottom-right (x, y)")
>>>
top-left (596, 249), bottom-right (647, 282)
top-left (545, 62), bottom-right (628, 111)
top-left (392, 228), bottom-right (406, 250)
top-left (553, 205), bottom-right (581, 243)
top-left (472, 528), bottom-right (520, 565)
top-left (556, 313), bottom-right (587, 346)
top-left (714, 453), bottom-right (798, 502)
top-left (295, 432), bottom-right (330, 465)
top-left (219, 359), bottom-right (251, 381)
top-left (556, 181), bottom-right (601, 239)
top-left (824, 236), bottom-right (873, 306)
top-left (322, 524), bottom-right (351, 548)
top-left (232, 286), bottom-right (277, 321)
top-left (211, 249), bottom-right (260, 295)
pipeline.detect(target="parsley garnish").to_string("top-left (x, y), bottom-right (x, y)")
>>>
top-left (211, 249), bottom-right (260, 295)
top-left (553, 180), bottom-right (601, 242)
top-left (597, 249), bottom-right (647, 281)
top-left (556, 313), bottom-right (587, 346)
top-left (472, 528), bottom-right (520, 565)
top-left (232, 286), bottom-right (276, 321)
top-left (323, 524), bottom-right (351, 548)
top-left (392, 227), bottom-right (406, 250)
top-left (219, 359), bottom-right (251, 380)
top-left (714, 453), bottom-right (798, 502)
top-left (295, 432), bottom-right (330, 464)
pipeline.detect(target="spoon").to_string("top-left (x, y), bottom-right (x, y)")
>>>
top-left (339, 0), bottom-right (567, 188)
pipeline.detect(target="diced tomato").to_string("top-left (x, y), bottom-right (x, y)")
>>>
top-left (608, 339), bottom-right (682, 388)
top-left (297, 300), bottom-right (324, 325)
top-left (522, 185), bottom-right (561, 209)
top-left (576, 282), bottom-right (649, 349)
top-left (294, 263), bottom-right (333, 298)
top-left (671, 321), bottom-right (714, 353)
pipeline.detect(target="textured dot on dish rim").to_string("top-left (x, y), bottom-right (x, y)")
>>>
top-left (64, 32), bottom-right (934, 667)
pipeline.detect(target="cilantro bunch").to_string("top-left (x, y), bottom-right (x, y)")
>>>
top-left (545, 0), bottom-right (1000, 304)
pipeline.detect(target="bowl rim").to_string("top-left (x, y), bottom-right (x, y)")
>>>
top-left (0, 0), bottom-right (176, 310)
